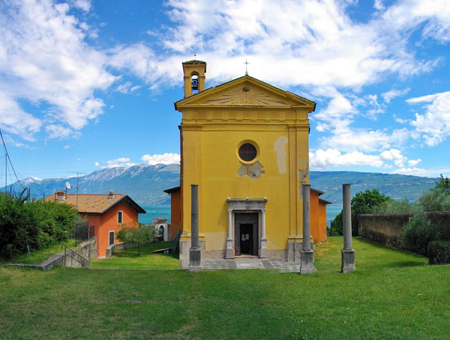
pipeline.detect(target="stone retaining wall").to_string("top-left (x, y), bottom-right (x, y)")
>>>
top-left (358, 212), bottom-right (450, 250)
top-left (8, 237), bottom-right (97, 270)
top-left (358, 214), bottom-right (411, 249)
top-left (105, 242), bottom-right (136, 258)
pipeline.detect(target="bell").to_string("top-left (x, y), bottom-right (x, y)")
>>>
top-left (191, 78), bottom-right (199, 90)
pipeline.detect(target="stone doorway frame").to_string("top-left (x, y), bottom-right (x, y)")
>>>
top-left (226, 197), bottom-right (268, 259)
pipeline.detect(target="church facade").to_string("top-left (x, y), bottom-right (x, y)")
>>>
top-left (172, 60), bottom-right (329, 265)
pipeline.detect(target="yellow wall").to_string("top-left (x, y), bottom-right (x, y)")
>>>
top-left (179, 105), bottom-right (312, 253)
top-left (175, 67), bottom-right (322, 257)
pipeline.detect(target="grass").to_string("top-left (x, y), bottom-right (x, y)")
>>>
top-left (90, 241), bottom-right (180, 270)
top-left (0, 237), bottom-right (449, 340)
top-left (4, 239), bottom-right (78, 265)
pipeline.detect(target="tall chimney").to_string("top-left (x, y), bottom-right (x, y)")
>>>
top-left (56, 190), bottom-right (66, 201)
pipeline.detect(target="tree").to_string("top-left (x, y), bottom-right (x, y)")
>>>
top-left (351, 189), bottom-right (390, 235)
top-left (117, 222), bottom-right (155, 255)
top-left (330, 189), bottom-right (390, 236)
top-left (330, 210), bottom-right (343, 236)
top-left (434, 174), bottom-right (450, 195)
top-left (0, 190), bottom-right (77, 260)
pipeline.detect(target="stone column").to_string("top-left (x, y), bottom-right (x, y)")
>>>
top-left (189, 184), bottom-right (201, 272)
top-left (300, 183), bottom-right (316, 274)
top-left (260, 208), bottom-right (268, 258)
top-left (226, 208), bottom-right (234, 259)
top-left (341, 184), bottom-right (355, 273)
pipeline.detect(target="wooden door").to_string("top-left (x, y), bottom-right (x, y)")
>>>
top-left (234, 213), bottom-right (258, 256)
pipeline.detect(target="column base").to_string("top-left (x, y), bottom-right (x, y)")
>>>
top-left (189, 248), bottom-right (201, 272)
top-left (300, 250), bottom-right (316, 274)
top-left (225, 248), bottom-right (234, 259)
top-left (259, 248), bottom-right (268, 258)
top-left (341, 249), bottom-right (355, 273)
top-left (260, 238), bottom-right (268, 258)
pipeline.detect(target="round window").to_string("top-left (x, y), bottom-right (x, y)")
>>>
top-left (238, 143), bottom-right (257, 162)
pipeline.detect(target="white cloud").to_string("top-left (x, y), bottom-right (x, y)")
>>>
top-left (310, 149), bottom-right (384, 169)
top-left (116, 81), bottom-right (141, 94)
top-left (374, 0), bottom-right (385, 11)
top-left (408, 91), bottom-right (450, 146)
top-left (70, 0), bottom-right (92, 12)
top-left (380, 149), bottom-right (406, 167)
top-left (408, 159), bottom-right (422, 167)
top-left (0, 92), bottom-right (42, 141)
top-left (95, 162), bottom-right (100, 167)
top-left (319, 125), bottom-right (409, 153)
top-left (310, 148), bottom-right (413, 170)
top-left (141, 153), bottom-right (180, 165)
top-left (382, 88), bottom-right (410, 103)
top-left (0, 0), bottom-right (116, 140)
top-left (104, 158), bottom-right (136, 168)
top-left (156, 0), bottom-right (443, 89)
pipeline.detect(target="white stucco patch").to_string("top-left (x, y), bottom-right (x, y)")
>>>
top-left (274, 136), bottom-right (288, 174)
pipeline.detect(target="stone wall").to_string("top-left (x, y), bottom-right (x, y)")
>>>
top-left (358, 212), bottom-right (450, 250)
top-left (105, 242), bottom-right (136, 258)
top-left (358, 214), bottom-right (412, 249)
top-left (8, 237), bottom-right (97, 270)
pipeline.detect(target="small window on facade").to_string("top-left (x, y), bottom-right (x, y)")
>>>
top-left (118, 211), bottom-right (123, 224)
top-left (238, 143), bottom-right (257, 162)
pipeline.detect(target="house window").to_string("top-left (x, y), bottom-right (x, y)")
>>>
top-left (238, 143), bottom-right (257, 162)
top-left (109, 231), bottom-right (115, 246)
top-left (118, 211), bottom-right (123, 224)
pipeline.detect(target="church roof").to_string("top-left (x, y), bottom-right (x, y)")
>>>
top-left (175, 74), bottom-right (316, 111)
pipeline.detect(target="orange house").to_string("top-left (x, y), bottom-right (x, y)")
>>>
top-left (310, 188), bottom-right (331, 243)
top-left (163, 187), bottom-right (182, 239)
top-left (46, 191), bottom-right (146, 257)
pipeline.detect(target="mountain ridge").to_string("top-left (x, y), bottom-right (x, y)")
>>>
top-left (5, 164), bottom-right (438, 206)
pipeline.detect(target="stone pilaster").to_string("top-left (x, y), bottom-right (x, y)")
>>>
top-left (341, 184), bottom-right (355, 273)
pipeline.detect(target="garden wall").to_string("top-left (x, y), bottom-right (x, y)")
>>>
top-left (8, 237), bottom-right (97, 270)
top-left (105, 242), bottom-right (136, 258)
top-left (358, 212), bottom-right (450, 250)
top-left (358, 214), bottom-right (411, 249)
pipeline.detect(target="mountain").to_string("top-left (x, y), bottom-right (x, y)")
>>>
top-left (9, 164), bottom-right (180, 205)
top-left (310, 171), bottom-right (437, 206)
top-left (4, 165), bottom-right (438, 206)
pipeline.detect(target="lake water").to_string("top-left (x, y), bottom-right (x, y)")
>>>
top-left (139, 204), bottom-right (342, 227)
top-left (139, 205), bottom-right (171, 225)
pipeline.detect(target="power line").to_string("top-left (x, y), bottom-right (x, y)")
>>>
top-left (0, 129), bottom-right (26, 190)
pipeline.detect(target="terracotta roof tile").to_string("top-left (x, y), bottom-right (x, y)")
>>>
top-left (44, 193), bottom-right (145, 214)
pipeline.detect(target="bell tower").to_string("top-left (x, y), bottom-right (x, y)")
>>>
top-left (182, 60), bottom-right (207, 98)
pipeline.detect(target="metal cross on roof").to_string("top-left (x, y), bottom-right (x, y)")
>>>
top-left (243, 59), bottom-right (250, 75)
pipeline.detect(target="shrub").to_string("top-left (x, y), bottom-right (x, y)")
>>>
top-left (417, 190), bottom-right (450, 212)
top-left (428, 240), bottom-right (450, 265)
top-left (330, 189), bottom-right (390, 236)
top-left (0, 192), bottom-right (78, 260)
top-left (117, 222), bottom-right (155, 255)
top-left (401, 213), bottom-right (441, 256)
top-left (373, 198), bottom-right (417, 214)
top-left (330, 211), bottom-right (343, 235)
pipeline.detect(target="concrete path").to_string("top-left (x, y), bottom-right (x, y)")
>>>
top-left (182, 258), bottom-right (299, 272)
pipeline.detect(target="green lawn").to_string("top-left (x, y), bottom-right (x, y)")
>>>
top-left (1, 237), bottom-right (449, 340)
top-left (90, 242), bottom-right (180, 270)
top-left (3, 239), bottom-right (78, 265)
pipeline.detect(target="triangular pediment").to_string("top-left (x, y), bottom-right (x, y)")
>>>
top-left (175, 75), bottom-right (315, 110)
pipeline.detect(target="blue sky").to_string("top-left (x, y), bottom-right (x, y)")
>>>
top-left (1, 0), bottom-right (450, 182)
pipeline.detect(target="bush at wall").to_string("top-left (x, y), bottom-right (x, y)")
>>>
top-left (0, 191), bottom-right (78, 260)
top-left (401, 213), bottom-right (440, 256)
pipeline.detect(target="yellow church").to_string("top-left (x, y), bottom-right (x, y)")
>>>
top-left (169, 60), bottom-right (329, 265)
